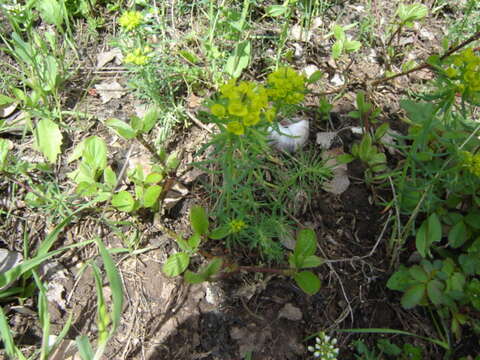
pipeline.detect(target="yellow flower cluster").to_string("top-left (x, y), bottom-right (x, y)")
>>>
top-left (229, 219), bottom-right (246, 233)
top-left (211, 79), bottom-right (273, 135)
top-left (446, 48), bottom-right (480, 93)
top-left (119, 11), bottom-right (143, 31)
top-left (267, 67), bottom-right (306, 104)
top-left (463, 151), bottom-right (480, 177)
top-left (209, 68), bottom-right (306, 135)
top-left (124, 47), bottom-right (152, 66)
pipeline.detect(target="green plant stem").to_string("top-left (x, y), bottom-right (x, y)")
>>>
top-left (136, 133), bottom-right (163, 164)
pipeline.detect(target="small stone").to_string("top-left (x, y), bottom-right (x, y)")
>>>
top-left (278, 303), bottom-right (303, 321)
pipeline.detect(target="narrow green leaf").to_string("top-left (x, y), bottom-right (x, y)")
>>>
top-left (332, 41), bottom-right (343, 59)
top-left (36, 0), bottom-right (64, 27)
top-left (401, 284), bottom-right (425, 309)
top-left (178, 50), bottom-right (200, 64)
top-left (0, 139), bottom-right (11, 171)
top-left (190, 205), bottom-right (209, 235)
top-left (0, 94), bottom-right (15, 106)
top-left (293, 271), bottom-right (321, 295)
top-left (142, 107), bottom-right (160, 133)
top-left (187, 233), bottom-right (201, 251)
top-left (76, 335), bottom-right (94, 360)
top-left (416, 213), bottom-right (442, 258)
top-left (163, 252), bottom-right (190, 277)
top-left (209, 225), bottom-right (231, 240)
top-left (307, 70), bottom-right (323, 84)
top-left (35, 118), bottom-right (62, 163)
top-left (0, 307), bottom-right (25, 359)
top-left (203, 257), bottom-right (223, 278)
top-left (265, 5), bottom-right (287, 17)
top-left (300, 255), bottom-right (324, 269)
top-left (332, 24), bottom-right (345, 41)
top-left (105, 118), bottom-right (136, 139)
top-left (294, 228), bottom-right (317, 264)
top-left (224, 40), bottom-right (251, 78)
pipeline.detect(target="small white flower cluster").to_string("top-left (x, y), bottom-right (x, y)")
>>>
top-left (307, 332), bottom-right (339, 359)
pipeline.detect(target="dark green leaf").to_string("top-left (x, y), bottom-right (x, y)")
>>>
top-left (408, 265), bottom-right (428, 283)
top-left (448, 221), bottom-right (467, 248)
top-left (416, 213), bottom-right (442, 258)
top-left (377, 339), bottom-right (402, 356)
top-left (387, 266), bottom-right (414, 291)
top-left (401, 284), bottom-right (426, 309)
top-left (427, 280), bottom-right (444, 305)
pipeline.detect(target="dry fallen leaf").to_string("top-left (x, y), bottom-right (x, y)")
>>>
top-left (94, 80), bottom-right (126, 104)
top-left (322, 147), bottom-right (350, 195)
top-left (0, 102), bottom-right (17, 118)
top-left (316, 131), bottom-right (338, 149)
top-left (96, 48), bottom-right (123, 69)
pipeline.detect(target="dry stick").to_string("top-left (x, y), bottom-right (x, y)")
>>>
top-left (186, 110), bottom-right (213, 134)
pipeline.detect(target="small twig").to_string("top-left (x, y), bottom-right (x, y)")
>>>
top-left (3, 172), bottom-right (49, 203)
top-left (186, 110), bottom-right (213, 134)
top-left (325, 212), bottom-right (391, 264)
top-left (114, 144), bottom-right (134, 191)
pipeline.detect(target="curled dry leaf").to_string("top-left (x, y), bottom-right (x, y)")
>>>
top-left (94, 80), bottom-right (126, 104)
top-left (0, 102), bottom-right (18, 118)
top-left (322, 147), bottom-right (350, 195)
top-left (96, 47), bottom-right (123, 69)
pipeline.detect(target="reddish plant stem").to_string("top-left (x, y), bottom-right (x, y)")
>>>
top-left (370, 30), bottom-right (480, 87)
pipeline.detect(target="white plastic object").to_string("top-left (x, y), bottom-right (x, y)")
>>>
top-left (268, 119), bottom-right (309, 153)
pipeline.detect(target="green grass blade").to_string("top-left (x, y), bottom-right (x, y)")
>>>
top-left (0, 306), bottom-right (26, 360)
top-left (95, 237), bottom-right (124, 333)
top-left (32, 271), bottom-right (50, 360)
top-left (76, 335), bottom-right (94, 360)
top-left (36, 215), bottom-right (73, 256)
top-left (0, 240), bottom-right (94, 296)
top-left (336, 328), bottom-right (450, 350)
